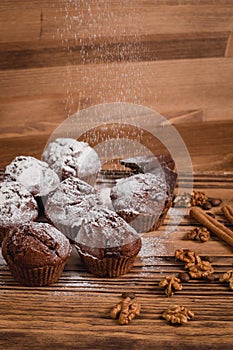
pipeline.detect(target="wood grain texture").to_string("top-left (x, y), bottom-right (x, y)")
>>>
top-left (1, 0), bottom-right (233, 43)
top-left (0, 122), bottom-right (232, 349)
top-left (0, 121), bottom-right (232, 174)
top-left (0, 32), bottom-right (230, 70)
top-left (0, 0), bottom-right (233, 135)
top-left (0, 1), bottom-right (233, 347)
top-left (0, 57), bottom-right (233, 141)
top-left (0, 173), bottom-right (233, 350)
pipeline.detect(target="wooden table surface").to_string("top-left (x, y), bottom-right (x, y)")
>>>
top-left (1, 0), bottom-right (233, 348)
top-left (0, 121), bottom-right (233, 350)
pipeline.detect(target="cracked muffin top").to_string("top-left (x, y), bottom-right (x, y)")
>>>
top-left (2, 222), bottom-right (71, 268)
top-left (42, 138), bottom-right (101, 184)
top-left (0, 180), bottom-right (38, 229)
top-left (4, 155), bottom-right (60, 197)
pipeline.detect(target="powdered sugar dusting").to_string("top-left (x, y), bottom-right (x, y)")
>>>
top-left (42, 138), bottom-right (101, 180)
top-left (76, 207), bottom-right (140, 248)
top-left (140, 236), bottom-right (167, 258)
top-left (5, 156), bottom-right (60, 197)
top-left (98, 186), bottom-right (114, 210)
top-left (110, 173), bottom-right (167, 215)
top-left (45, 177), bottom-right (102, 227)
top-left (0, 181), bottom-right (38, 227)
top-left (140, 236), bottom-right (168, 275)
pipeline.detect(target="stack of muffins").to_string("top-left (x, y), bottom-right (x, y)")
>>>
top-left (0, 137), bottom-right (177, 284)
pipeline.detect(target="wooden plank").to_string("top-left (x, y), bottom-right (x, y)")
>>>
top-left (0, 57), bottom-right (233, 140)
top-left (1, 0), bottom-right (233, 44)
top-left (0, 121), bottom-right (232, 173)
top-left (1, 58), bottom-right (232, 107)
top-left (0, 1), bottom-right (233, 346)
top-left (0, 1), bottom-right (232, 132)
top-left (164, 109), bottom-right (204, 124)
top-left (0, 32), bottom-right (230, 70)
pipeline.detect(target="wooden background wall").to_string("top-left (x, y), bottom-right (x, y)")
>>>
top-left (0, 0), bottom-right (233, 167)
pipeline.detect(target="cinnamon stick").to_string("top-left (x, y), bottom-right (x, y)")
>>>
top-left (190, 207), bottom-right (233, 248)
top-left (221, 205), bottom-right (233, 225)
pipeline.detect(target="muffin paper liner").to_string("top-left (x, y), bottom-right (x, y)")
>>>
top-left (76, 250), bottom-right (137, 277)
top-left (118, 212), bottom-right (160, 234)
top-left (7, 261), bottom-right (66, 287)
top-left (116, 193), bottom-right (173, 234)
top-left (150, 196), bottom-right (173, 231)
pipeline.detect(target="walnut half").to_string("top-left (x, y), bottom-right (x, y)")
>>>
top-left (187, 227), bottom-right (211, 242)
top-left (219, 270), bottom-right (233, 290)
top-left (110, 294), bottom-right (141, 325)
top-left (159, 276), bottom-right (183, 297)
top-left (162, 304), bottom-right (194, 325)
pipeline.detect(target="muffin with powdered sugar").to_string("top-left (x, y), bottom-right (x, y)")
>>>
top-left (4, 155), bottom-right (60, 197)
top-left (110, 172), bottom-right (169, 233)
top-left (45, 176), bottom-right (103, 241)
top-left (42, 138), bottom-right (101, 186)
top-left (4, 155), bottom-right (60, 214)
top-left (0, 181), bottom-right (38, 244)
top-left (74, 207), bottom-right (142, 277)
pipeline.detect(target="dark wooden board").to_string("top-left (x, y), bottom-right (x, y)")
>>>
top-left (0, 173), bottom-right (232, 350)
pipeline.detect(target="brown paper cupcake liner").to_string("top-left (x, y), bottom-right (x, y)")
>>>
top-left (116, 209), bottom-right (163, 234)
top-left (117, 192), bottom-right (173, 233)
top-left (120, 212), bottom-right (160, 234)
top-left (77, 251), bottom-right (137, 277)
top-left (150, 196), bottom-right (173, 231)
top-left (7, 261), bottom-right (66, 286)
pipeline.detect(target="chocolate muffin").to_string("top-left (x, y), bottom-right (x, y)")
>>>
top-left (0, 181), bottom-right (38, 244)
top-left (120, 155), bottom-right (177, 231)
top-left (4, 155), bottom-right (60, 216)
top-left (74, 208), bottom-right (142, 277)
top-left (42, 138), bottom-right (101, 186)
top-left (45, 176), bottom-right (103, 240)
top-left (120, 153), bottom-right (175, 173)
top-left (4, 155), bottom-right (60, 197)
top-left (110, 172), bottom-right (168, 233)
top-left (2, 222), bottom-right (72, 286)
